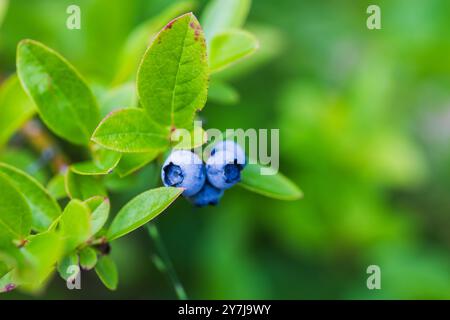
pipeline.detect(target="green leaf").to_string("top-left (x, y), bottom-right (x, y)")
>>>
top-left (19, 231), bottom-right (63, 292)
top-left (137, 13), bottom-right (209, 130)
top-left (92, 108), bottom-right (169, 153)
top-left (65, 169), bottom-right (107, 200)
top-left (113, 1), bottom-right (195, 84)
top-left (115, 151), bottom-right (159, 177)
top-left (213, 25), bottom-right (285, 81)
top-left (16, 39), bottom-right (100, 145)
top-left (0, 261), bottom-right (10, 279)
top-left (201, 0), bottom-right (252, 42)
top-left (59, 200), bottom-right (91, 253)
top-left (107, 187), bottom-right (182, 241)
top-left (0, 172), bottom-right (31, 246)
top-left (0, 270), bottom-right (17, 293)
top-left (95, 255), bottom-right (118, 290)
top-left (47, 173), bottom-right (67, 200)
top-left (208, 80), bottom-right (239, 105)
top-left (0, 148), bottom-right (48, 184)
top-left (57, 253), bottom-right (79, 281)
top-left (71, 148), bottom-right (122, 176)
top-left (0, 0), bottom-right (8, 28)
top-left (84, 196), bottom-right (110, 236)
top-left (209, 30), bottom-right (259, 73)
top-left (0, 74), bottom-right (35, 148)
top-left (0, 163), bottom-right (61, 232)
top-left (79, 247), bottom-right (97, 270)
top-left (171, 124), bottom-right (208, 150)
top-left (240, 164), bottom-right (303, 200)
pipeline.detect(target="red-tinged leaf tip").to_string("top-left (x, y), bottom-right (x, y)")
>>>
top-left (4, 283), bottom-right (16, 292)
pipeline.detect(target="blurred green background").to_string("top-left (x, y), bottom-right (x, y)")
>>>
top-left (1, 0), bottom-right (450, 299)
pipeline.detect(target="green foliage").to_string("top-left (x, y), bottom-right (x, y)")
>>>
top-left (95, 255), bottom-right (118, 290)
top-left (0, 163), bottom-right (60, 232)
top-left (71, 147), bottom-right (121, 176)
top-left (46, 173), bottom-right (67, 200)
top-left (107, 187), bottom-right (183, 241)
top-left (79, 247), bottom-right (97, 270)
top-left (0, 5), bottom-right (302, 296)
top-left (0, 172), bottom-right (31, 246)
top-left (17, 40), bottom-right (100, 145)
top-left (171, 125), bottom-right (208, 150)
top-left (20, 231), bottom-right (64, 292)
top-left (85, 196), bottom-right (110, 236)
top-left (208, 80), bottom-right (239, 105)
top-left (0, 270), bottom-right (16, 293)
top-left (201, 0), bottom-right (252, 42)
top-left (115, 151), bottom-right (159, 177)
top-left (92, 108), bottom-right (169, 153)
top-left (57, 253), bottom-right (78, 281)
top-left (0, 74), bottom-right (35, 148)
top-left (65, 169), bottom-right (107, 200)
top-left (240, 164), bottom-right (303, 200)
top-left (209, 30), bottom-right (259, 73)
top-left (137, 13), bottom-right (209, 130)
top-left (59, 200), bottom-right (91, 254)
top-left (113, 1), bottom-right (195, 84)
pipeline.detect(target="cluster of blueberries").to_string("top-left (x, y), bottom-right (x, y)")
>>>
top-left (161, 140), bottom-right (246, 207)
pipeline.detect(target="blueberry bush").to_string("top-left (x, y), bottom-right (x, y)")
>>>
top-left (0, 2), bottom-right (301, 295)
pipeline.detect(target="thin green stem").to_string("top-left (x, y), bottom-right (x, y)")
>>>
top-left (146, 223), bottom-right (188, 300)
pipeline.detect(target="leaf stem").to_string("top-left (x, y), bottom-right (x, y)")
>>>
top-left (146, 223), bottom-right (188, 300)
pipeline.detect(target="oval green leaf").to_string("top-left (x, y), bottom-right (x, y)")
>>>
top-left (65, 169), bottom-right (107, 201)
top-left (79, 247), bottom-right (97, 270)
top-left (95, 255), bottom-right (118, 290)
top-left (84, 196), bottom-right (110, 236)
top-left (46, 173), bottom-right (68, 200)
top-left (0, 163), bottom-right (61, 232)
top-left (107, 187), bottom-right (182, 241)
top-left (16, 39), bottom-right (100, 145)
top-left (115, 151), bottom-right (159, 177)
top-left (0, 172), bottom-right (31, 246)
top-left (92, 108), bottom-right (169, 153)
top-left (209, 30), bottom-right (259, 73)
top-left (137, 13), bottom-right (209, 130)
top-left (201, 0), bottom-right (252, 42)
top-left (19, 231), bottom-right (64, 291)
top-left (0, 270), bottom-right (18, 293)
top-left (239, 164), bottom-right (303, 200)
top-left (57, 253), bottom-right (79, 281)
top-left (59, 200), bottom-right (91, 254)
top-left (0, 74), bottom-right (35, 148)
top-left (71, 148), bottom-right (122, 176)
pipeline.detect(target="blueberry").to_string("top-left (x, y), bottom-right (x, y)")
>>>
top-left (206, 141), bottom-right (246, 190)
top-left (210, 140), bottom-right (246, 165)
top-left (188, 181), bottom-right (224, 207)
top-left (161, 150), bottom-right (205, 196)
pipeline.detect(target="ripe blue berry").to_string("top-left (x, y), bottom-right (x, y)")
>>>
top-left (206, 141), bottom-right (246, 190)
top-left (188, 181), bottom-right (224, 207)
top-left (161, 150), bottom-right (205, 196)
top-left (210, 140), bottom-right (246, 164)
